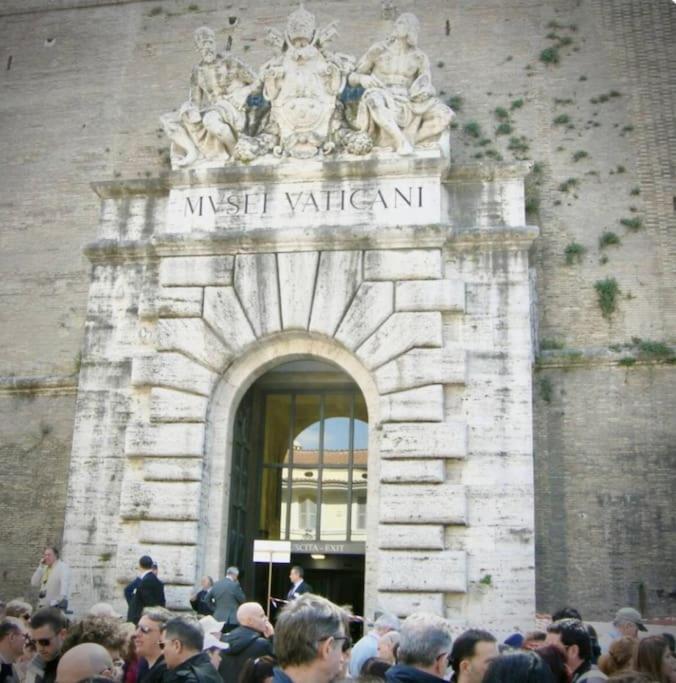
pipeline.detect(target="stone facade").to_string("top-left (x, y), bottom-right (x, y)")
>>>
top-left (0, 0), bottom-right (674, 624)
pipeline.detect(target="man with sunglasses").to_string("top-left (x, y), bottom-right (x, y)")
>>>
top-left (272, 593), bottom-right (350, 683)
top-left (0, 618), bottom-right (29, 683)
top-left (160, 617), bottom-right (222, 683)
top-left (25, 608), bottom-right (68, 683)
top-left (134, 607), bottom-right (172, 683)
top-left (385, 612), bottom-right (453, 682)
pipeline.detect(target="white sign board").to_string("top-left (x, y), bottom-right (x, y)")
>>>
top-left (253, 539), bottom-right (291, 564)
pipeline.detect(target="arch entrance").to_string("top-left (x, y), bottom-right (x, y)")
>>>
top-left (227, 359), bottom-right (368, 620)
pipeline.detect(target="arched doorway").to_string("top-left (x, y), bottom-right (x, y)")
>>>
top-left (226, 358), bottom-right (368, 621)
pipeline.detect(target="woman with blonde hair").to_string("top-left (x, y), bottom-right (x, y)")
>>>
top-left (634, 636), bottom-right (675, 683)
top-left (599, 637), bottom-right (637, 677)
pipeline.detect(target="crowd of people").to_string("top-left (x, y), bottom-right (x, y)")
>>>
top-left (1, 549), bottom-right (675, 683)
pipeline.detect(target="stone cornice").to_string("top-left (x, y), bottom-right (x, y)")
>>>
top-left (0, 374), bottom-right (78, 396)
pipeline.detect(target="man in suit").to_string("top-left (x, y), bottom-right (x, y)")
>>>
top-left (205, 567), bottom-right (245, 633)
top-left (286, 566), bottom-right (312, 600)
top-left (127, 556), bottom-right (166, 625)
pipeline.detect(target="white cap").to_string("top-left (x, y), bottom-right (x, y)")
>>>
top-left (203, 633), bottom-right (230, 651)
top-left (199, 615), bottom-right (225, 635)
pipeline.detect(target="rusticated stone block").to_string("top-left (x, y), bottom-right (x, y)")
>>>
top-left (278, 252), bottom-right (319, 330)
top-left (396, 279), bottom-right (466, 312)
top-left (131, 353), bottom-right (216, 396)
top-left (380, 385), bottom-right (444, 423)
top-left (375, 348), bottom-right (466, 394)
top-left (357, 312), bottom-right (442, 370)
top-left (380, 422), bottom-right (467, 458)
top-left (149, 388), bottom-right (208, 423)
top-left (377, 592), bottom-right (445, 617)
top-left (334, 281), bottom-right (393, 350)
top-left (153, 287), bottom-right (203, 318)
top-left (157, 318), bottom-right (232, 372)
top-left (364, 249), bottom-right (442, 281)
top-left (379, 459), bottom-right (445, 484)
top-left (119, 481), bottom-right (200, 521)
top-left (203, 287), bottom-right (256, 351)
top-left (378, 551), bottom-right (467, 592)
top-left (234, 253), bottom-right (281, 337)
top-left (143, 458), bottom-right (202, 481)
top-left (378, 524), bottom-right (445, 550)
top-left (125, 423), bottom-right (204, 457)
top-left (117, 542), bottom-right (196, 584)
top-left (159, 255), bottom-right (233, 287)
top-left (379, 483), bottom-right (466, 524)
top-left (138, 520), bottom-right (199, 544)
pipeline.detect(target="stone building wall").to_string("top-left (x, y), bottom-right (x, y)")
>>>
top-left (0, 0), bottom-right (674, 618)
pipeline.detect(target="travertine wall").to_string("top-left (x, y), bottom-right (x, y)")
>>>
top-left (0, 0), bottom-right (674, 619)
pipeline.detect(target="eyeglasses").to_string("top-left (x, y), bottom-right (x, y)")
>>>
top-left (27, 637), bottom-right (54, 647)
top-left (314, 635), bottom-right (351, 653)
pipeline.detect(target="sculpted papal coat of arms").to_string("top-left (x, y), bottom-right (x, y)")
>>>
top-left (161, 6), bottom-right (454, 167)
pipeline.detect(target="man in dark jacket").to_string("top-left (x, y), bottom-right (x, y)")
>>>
top-left (127, 556), bottom-right (166, 625)
top-left (161, 617), bottom-right (222, 683)
top-left (219, 603), bottom-right (273, 682)
top-left (385, 613), bottom-right (453, 683)
top-left (205, 568), bottom-right (245, 632)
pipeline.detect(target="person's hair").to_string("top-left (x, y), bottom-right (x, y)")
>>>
top-left (290, 566), bottom-right (304, 578)
top-left (524, 631), bottom-right (547, 645)
top-left (607, 673), bottom-right (654, 683)
top-left (373, 613), bottom-right (400, 633)
top-left (163, 617), bottom-right (204, 653)
top-left (598, 637), bottom-right (637, 676)
top-left (551, 607), bottom-right (582, 622)
top-left (536, 645), bottom-right (571, 683)
top-left (141, 606), bottom-right (173, 627)
top-left (139, 556), bottom-right (153, 570)
top-left (634, 636), bottom-right (669, 683)
top-left (546, 619), bottom-right (591, 663)
top-left (273, 593), bottom-right (348, 667)
top-left (62, 617), bottom-right (127, 655)
top-left (397, 612), bottom-right (453, 668)
top-left (360, 657), bottom-right (391, 678)
top-left (483, 651), bottom-right (555, 683)
top-left (6, 600), bottom-right (33, 620)
top-left (237, 655), bottom-right (277, 683)
top-left (204, 577), bottom-right (214, 587)
top-left (662, 633), bottom-right (675, 654)
top-left (0, 618), bottom-right (23, 640)
top-left (30, 608), bottom-right (68, 633)
top-left (449, 628), bottom-right (497, 675)
top-left (226, 567), bottom-right (239, 578)
top-left (45, 546), bottom-right (60, 558)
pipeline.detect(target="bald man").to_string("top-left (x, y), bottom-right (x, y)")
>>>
top-left (56, 643), bottom-right (113, 683)
top-left (219, 603), bottom-right (273, 682)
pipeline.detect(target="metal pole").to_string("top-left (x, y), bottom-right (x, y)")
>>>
top-left (267, 555), bottom-right (273, 618)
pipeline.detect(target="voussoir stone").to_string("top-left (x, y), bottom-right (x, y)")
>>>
top-left (380, 384), bottom-right (444, 423)
top-left (309, 250), bottom-right (362, 337)
top-left (380, 422), bottom-right (467, 459)
top-left (364, 249), bottom-right (442, 280)
top-left (203, 287), bottom-right (257, 350)
top-left (377, 551), bottom-right (467, 592)
top-left (234, 253), bottom-right (281, 337)
top-left (278, 251), bottom-right (319, 330)
top-left (334, 281), bottom-right (393, 350)
top-left (379, 483), bottom-right (466, 524)
top-left (375, 348), bottom-right (467, 394)
top-left (356, 312), bottom-right (442, 370)
top-left (131, 353), bottom-right (216, 396)
top-left (395, 279), bottom-right (466, 312)
top-left (159, 255), bottom-right (234, 287)
top-left (140, 287), bottom-right (203, 319)
top-left (125, 423), bottom-right (205, 457)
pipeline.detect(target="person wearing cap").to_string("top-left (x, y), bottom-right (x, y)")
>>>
top-left (218, 603), bottom-right (273, 683)
top-left (126, 557), bottom-right (166, 626)
top-left (613, 608), bottom-right (647, 640)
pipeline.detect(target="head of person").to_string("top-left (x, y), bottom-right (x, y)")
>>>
top-left (545, 619), bottom-right (591, 672)
top-left (200, 576), bottom-right (213, 590)
top-left (635, 635), bottom-right (675, 683)
top-left (392, 13), bottom-right (419, 47)
top-left (483, 651), bottom-right (555, 683)
top-left (61, 616), bottom-right (127, 683)
top-left (138, 555), bottom-right (153, 572)
top-left (87, 604), bottom-right (122, 620)
top-left (663, 633), bottom-right (676, 655)
top-left (523, 631), bottom-right (547, 651)
top-left (226, 566), bottom-right (239, 580)
top-left (373, 613), bottom-right (400, 636)
top-left (551, 607), bottom-right (582, 623)
top-left (151, 563), bottom-right (158, 576)
top-left (193, 26), bottom-right (216, 62)
top-left (598, 636), bottom-right (637, 676)
top-left (361, 656), bottom-right (392, 678)
top-left (289, 566), bottom-right (304, 584)
top-left (161, 617), bottom-right (204, 670)
top-left (43, 547), bottom-right (60, 568)
top-left (613, 608), bottom-right (647, 640)
top-left (397, 612), bottom-right (453, 679)
top-left (273, 594), bottom-right (349, 683)
top-left (0, 618), bottom-right (29, 662)
top-left (376, 631), bottom-right (400, 664)
top-left (449, 628), bottom-right (498, 683)
top-left (237, 603), bottom-right (270, 636)
top-left (535, 645), bottom-right (571, 683)
top-left (134, 607), bottom-right (173, 664)
top-left (30, 608), bottom-right (68, 663)
top-left (238, 654), bottom-right (276, 683)
top-left (56, 642), bottom-right (114, 683)
top-left (5, 599), bottom-right (33, 623)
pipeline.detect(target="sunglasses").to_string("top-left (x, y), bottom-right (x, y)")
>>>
top-left (314, 635), bottom-right (351, 653)
top-left (27, 637), bottom-right (54, 647)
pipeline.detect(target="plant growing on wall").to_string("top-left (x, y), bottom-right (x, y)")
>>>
top-left (594, 278), bottom-right (620, 318)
